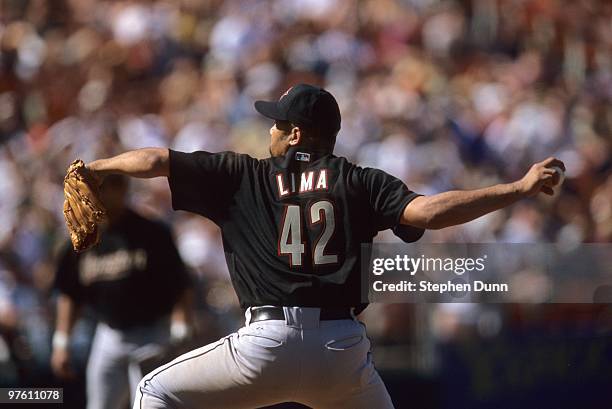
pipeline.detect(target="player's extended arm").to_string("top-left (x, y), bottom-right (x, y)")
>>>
top-left (51, 294), bottom-right (81, 379)
top-left (54, 294), bottom-right (80, 336)
top-left (87, 148), bottom-right (170, 180)
top-left (401, 157), bottom-right (565, 230)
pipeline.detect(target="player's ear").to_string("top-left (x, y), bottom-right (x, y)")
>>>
top-left (288, 125), bottom-right (301, 146)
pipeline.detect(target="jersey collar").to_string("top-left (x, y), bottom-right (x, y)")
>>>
top-left (276, 146), bottom-right (333, 168)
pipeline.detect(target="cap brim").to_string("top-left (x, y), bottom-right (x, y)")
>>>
top-left (254, 100), bottom-right (287, 121)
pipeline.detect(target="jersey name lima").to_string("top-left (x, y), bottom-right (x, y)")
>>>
top-left (276, 169), bottom-right (329, 198)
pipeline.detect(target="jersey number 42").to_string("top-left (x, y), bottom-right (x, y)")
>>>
top-left (278, 200), bottom-right (338, 267)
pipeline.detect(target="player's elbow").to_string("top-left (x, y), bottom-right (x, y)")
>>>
top-left (422, 216), bottom-right (448, 230)
top-left (414, 213), bottom-right (447, 230)
top-left (401, 196), bottom-right (447, 230)
top-left (142, 148), bottom-right (169, 177)
top-left (419, 208), bottom-right (453, 230)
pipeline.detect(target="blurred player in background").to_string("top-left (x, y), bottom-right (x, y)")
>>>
top-left (51, 174), bottom-right (193, 409)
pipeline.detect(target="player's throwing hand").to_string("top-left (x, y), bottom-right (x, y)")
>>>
top-left (50, 346), bottom-right (75, 380)
top-left (518, 157), bottom-right (566, 197)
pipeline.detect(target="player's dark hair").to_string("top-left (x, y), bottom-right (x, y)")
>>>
top-left (295, 123), bottom-right (337, 152)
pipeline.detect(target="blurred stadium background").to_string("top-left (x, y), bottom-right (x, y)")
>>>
top-left (0, 0), bottom-right (611, 408)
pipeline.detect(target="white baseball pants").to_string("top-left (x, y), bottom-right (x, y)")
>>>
top-left (87, 319), bottom-right (170, 409)
top-left (133, 307), bottom-right (394, 409)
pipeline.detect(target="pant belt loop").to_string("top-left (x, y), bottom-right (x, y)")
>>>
top-left (245, 307), bottom-right (253, 326)
top-left (283, 306), bottom-right (299, 328)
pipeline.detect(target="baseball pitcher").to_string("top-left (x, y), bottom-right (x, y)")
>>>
top-left (75, 84), bottom-right (563, 408)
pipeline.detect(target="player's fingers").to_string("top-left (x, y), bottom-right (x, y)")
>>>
top-left (541, 157), bottom-right (566, 172)
top-left (59, 359), bottom-right (75, 378)
top-left (546, 159), bottom-right (565, 172)
top-left (540, 185), bottom-right (554, 196)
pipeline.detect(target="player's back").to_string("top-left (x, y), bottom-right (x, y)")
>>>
top-left (168, 147), bottom-right (420, 309)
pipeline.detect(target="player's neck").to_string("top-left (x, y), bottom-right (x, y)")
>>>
top-left (282, 146), bottom-right (333, 160)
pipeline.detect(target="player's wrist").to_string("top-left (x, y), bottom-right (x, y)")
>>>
top-left (511, 179), bottom-right (529, 197)
top-left (52, 331), bottom-right (70, 351)
top-left (170, 320), bottom-right (191, 342)
top-left (85, 162), bottom-right (106, 186)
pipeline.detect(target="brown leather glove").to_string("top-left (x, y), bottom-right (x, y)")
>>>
top-left (63, 159), bottom-right (108, 252)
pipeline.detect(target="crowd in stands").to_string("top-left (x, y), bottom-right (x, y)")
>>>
top-left (0, 0), bottom-right (610, 388)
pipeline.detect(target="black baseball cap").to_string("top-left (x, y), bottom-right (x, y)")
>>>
top-left (254, 84), bottom-right (341, 135)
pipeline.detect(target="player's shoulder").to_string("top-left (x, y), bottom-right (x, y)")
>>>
top-left (328, 155), bottom-right (373, 178)
top-left (327, 154), bottom-right (369, 171)
top-left (172, 149), bottom-right (259, 168)
top-left (334, 159), bottom-right (405, 193)
top-left (215, 151), bottom-right (265, 173)
top-left (350, 162), bottom-right (398, 179)
top-left (234, 151), bottom-right (262, 167)
top-left (215, 151), bottom-right (257, 162)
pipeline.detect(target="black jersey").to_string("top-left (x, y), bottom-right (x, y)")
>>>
top-left (55, 209), bottom-right (190, 329)
top-left (168, 147), bottom-right (422, 311)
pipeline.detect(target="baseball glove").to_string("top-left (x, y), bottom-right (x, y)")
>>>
top-left (63, 159), bottom-right (107, 253)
